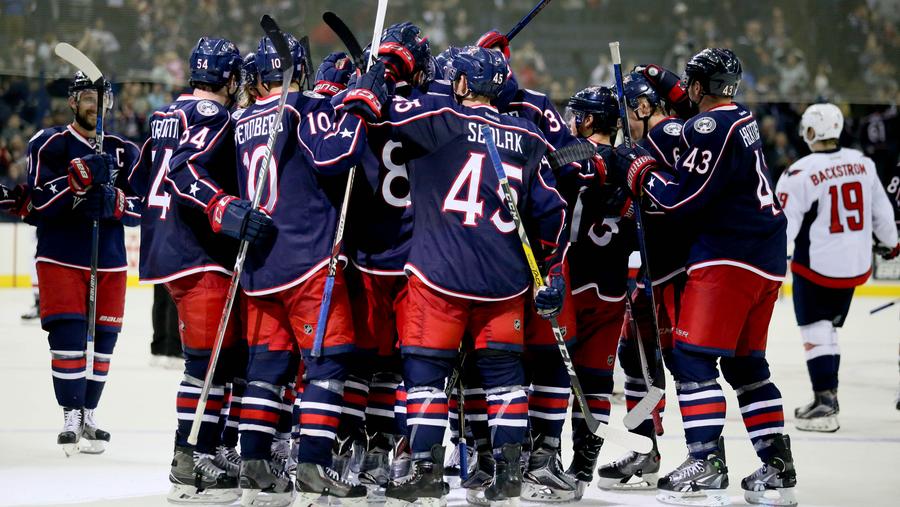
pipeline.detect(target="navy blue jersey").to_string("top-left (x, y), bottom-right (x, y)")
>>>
top-left (234, 91), bottom-right (367, 294)
top-left (638, 116), bottom-right (692, 284)
top-left (129, 95), bottom-right (240, 283)
top-left (27, 125), bottom-right (141, 271)
top-left (642, 103), bottom-right (787, 278)
top-left (502, 88), bottom-right (578, 153)
top-left (376, 94), bottom-right (567, 300)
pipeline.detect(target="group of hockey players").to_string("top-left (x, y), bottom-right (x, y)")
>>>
top-left (2, 7), bottom-right (900, 507)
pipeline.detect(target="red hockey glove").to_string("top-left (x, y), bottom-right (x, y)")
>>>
top-left (68, 153), bottom-right (115, 196)
top-left (476, 30), bottom-right (511, 60)
top-left (597, 144), bottom-right (658, 197)
top-left (634, 64), bottom-right (697, 120)
top-left (11, 184), bottom-right (32, 219)
top-left (207, 193), bottom-right (275, 245)
top-left (342, 61), bottom-right (389, 122)
top-left (875, 242), bottom-right (900, 260)
top-left (378, 42), bottom-right (416, 83)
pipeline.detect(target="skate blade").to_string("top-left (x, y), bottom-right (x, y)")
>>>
top-left (167, 484), bottom-right (240, 504)
top-left (744, 487), bottom-right (797, 506)
top-left (656, 490), bottom-right (731, 506)
top-left (521, 481), bottom-right (576, 502)
top-left (466, 488), bottom-right (490, 506)
top-left (384, 498), bottom-right (446, 507)
top-left (242, 488), bottom-right (293, 507)
top-left (61, 442), bottom-right (80, 457)
top-left (794, 416), bottom-right (839, 433)
top-left (78, 438), bottom-right (107, 454)
top-left (489, 498), bottom-right (520, 507)
top-left (596, 472), bottom-right (658, 491)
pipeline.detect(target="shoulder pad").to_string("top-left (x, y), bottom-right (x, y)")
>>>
top-left (524, 88), bottom-right (547, 97)
top-left (195, 99), bottom-right (222, 117)
top-left (28, 129), bottom-right (46, 144)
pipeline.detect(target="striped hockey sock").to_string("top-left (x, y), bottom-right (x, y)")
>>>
top-left (366, 372), bottom-right (401, 438)
top-left (407, 387), bottom-right (449, 458)
top-left (336, 375), bottom-right (369, 446)
top-left (676, 380), bottom-right (727, 458)
top-left (50, 349), bottom-right (86, 408)
top-left (239, 381), bottom-right (284, 460)
top-left (624, 375), bottom-right (666, 438)
top-left (221, 378), bottom-right (245, 448)
top-left (85, 332), bottom-right (116, 409)
top-left (528, 384), bottom-right (570, 448)
top-left (176, 375), bottom-right (224, 453)
top-left (572, 373), bottom-right (613, 443)
top-left (297, 378), bottom-right (344, 466)
top-left (487, 387), bottom-right (529, 450)
top-left (736, 379), bottom-right (785, 460)
top-left (464, 387), bottom-right (490, 451)
top-left (394, 382), bottom-right (408, 437)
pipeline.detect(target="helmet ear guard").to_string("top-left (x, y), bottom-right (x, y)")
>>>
top-left (684, 48), bottom-right (742, 99)
top-left (799, 103), bottom-right (843, 149)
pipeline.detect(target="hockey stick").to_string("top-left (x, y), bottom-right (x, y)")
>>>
top-left (457, 376), bottom-right (468, 481)
top-left (187, 15), bottom-right (294, 445)
top-left (506, 0), bottom-right (555, 41)
top-left (481, 123), bottom-right (652, 453)
top-left (312, 0), bottom-right (389, 357)
top-left (870, 297), bottom-right (900, 315)
top-left (299, 36), bottom-right (313, 91)
top-left (610, 41), bottom-right (667, 432)
top-left (322, 11), bottom-right (366, 70)
top-left (623, 290), bottom-right (664, 434)
top-left (546, 141), bottom-right (596, 171)
top-left (54, 43), bottom-right (105, 383)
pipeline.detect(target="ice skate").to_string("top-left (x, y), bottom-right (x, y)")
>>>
top-left (168, 445), bottom-right (240, 504)
top-left (215, 445), bottom-right (242, 480)
top-left (522, 444), bottom-right (576, 503)
top-left (20, 297), bottom-right (39, 322)
top-left (239, 459), bottom-right (293, 507)
top-left (656, 438), bottom-right (729, 507)
top-left (596, 446), bottom-right (661, 490)
top-left (271, 437), bottom-right (294, 476)
top-left (895, 383), bottom-right (900, 411)
top-left (484, 444), bottom-right (523, 506)
top-left (384, 444), bottom-right (448, 507)
top-left (58, 408), bottom-right (83, 457)
top-left (741, 435), bottom-right (797, 506)
top-left (462, 450), bottom-right (494, 506)
top-left (391, 436), bottom-right (413, 482)
top-left (78, 408), bottom-right (110, 454)
top-left (293, 462), bottom-right (367, 506)
top-left (331, 435), bottom-right (354, 482)
top-left (794, 389), bottom-right (839, 432)
top-left (358, 432), bottom-right (393, 489)
top-left (564, 433), bottom-right (603, 500)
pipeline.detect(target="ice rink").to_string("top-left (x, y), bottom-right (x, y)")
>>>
top-left (1, 287), bottom-right (898, 507)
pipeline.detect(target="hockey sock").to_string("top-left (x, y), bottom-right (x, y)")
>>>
top-left (462, 360), bottom-right (490, 452)
top-left (670, 347), bottom-right (725, 458)
top-left (618, 339), bottom-right (666, 439)
top-left (48, 320), bottom-right (86, 409)
top-left (176, 373), bottom-right (224, 453)
top-left (394, 381), bottom-right (408, 437)
top-left (292, 363), bottom-right (305, 442)
top-left (335, 374), bottom-right (369, 448)
top-left (800, 320), bottom-right (840, 391)
top-left (366, 371), bottom-right (401, 440)
top-left (221, 378), bottom-right (246, 448)
top-left (722, 357), bottom-right (785, 461)
top-left (572, 368), bottom-right (613, 443)
top-left (279, 381), bottom-right (296, 435)
top-left (403, 354), bottom-right (453, 459)
top-left (526, 356), bottom-right (570, 449)
top-left (297, 354), bottom-right (350, 466)
top-left (240, 380), bottom-right (285, 460)
top-left (449, 387), bottom-right (460, 445)
top-left (84, 331), bottom-right (116, 409)
top-left (477, 350), bottom-right (528, 452)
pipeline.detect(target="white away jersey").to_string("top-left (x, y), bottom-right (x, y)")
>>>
top-left (776, 148), bottom-right (898, 286)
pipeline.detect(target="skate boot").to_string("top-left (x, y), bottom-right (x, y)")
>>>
top-left (390, 436), bottom-right (413, 482)
top-left (596, 446), bottom-right (661, 490)
top-left (384, 444), bottom-right (448, 507)
top-left (270, 437), bottom-right (294, 476)
top-left (215, 445), bottom-right (242, 481)
top-left (58, 408), bottom-right (83, 457)
top-left (358, 432), bottom-right (394, 503)
top-left (294, 461), bottom-right (367, 506)
top-left (794, 389), bottom-right (839, 432)
top-left (239, 459), bottom-right (293, 507)
top-left (462, 450), bottom-right (495, 506)
top-left (20, 297), bottom-right (39, 322)
top-left (895, 382), bottom-right (900, 411)
top-left (331, 435), bottom-right (355, 482)
top-left (657, 438), bottom-right (729, 507)
top-left (522, 438), bottom-right (576, 503)
top-left (741, 434), bottom-right (797, 506)
top-left (484, 444), bottom-right (523, 506)
top-left (565, 433), bottom-right (603, 500)
top-left (79, 408), bottom-right (110, 454)
top-left (168, 445), bottom-right (240, 504)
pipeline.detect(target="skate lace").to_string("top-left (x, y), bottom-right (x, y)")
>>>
top-left (324, 465), bottom-right (353, 486)
top-left (612, 451), bottom-right (638, 468)
top-left (82, 409), bottom-right (98, 429)
top-left (194, 453), bottom-right (226, 477)
top-left (219, 446), bottom-right (241, 467)
top-left (669, 458), bottom-right (705, 482)
top-left (64, 409), bottom-right (83, 432)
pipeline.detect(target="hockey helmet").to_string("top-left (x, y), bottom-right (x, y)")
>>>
top-left (799, 103), bottom-right (843, 148)
top-left (379, 22), bottom-right (432, 77)
top-left (189, 37), bottom-right (241, 88)
top-left (565, 86), bottom-right (619, 134)
top-left (623, 72), bottom-right (661, 111)
top-left (434, 46), bottom-right (462, 81)
top-left (683, 48), bottom-right (742, 98)
top-left (241, 53), bottom-right (259, 88)
top-left (256, 32), bottom-right (305, 85)
top-left (447, 46), bottom-right (508, 98)
top-left (68, 71), bottom-right (113, 110)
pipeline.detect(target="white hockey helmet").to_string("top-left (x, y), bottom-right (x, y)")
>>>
top-left (799, 103), bottom-right (843, 149)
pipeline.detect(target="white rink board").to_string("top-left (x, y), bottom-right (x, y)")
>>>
top-left (0, 288), bottom-right (898, 507)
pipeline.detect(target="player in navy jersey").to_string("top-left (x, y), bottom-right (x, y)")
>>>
top-left (233, 32), bottom-right (377, 506)
top-left (25, 71), bottom-right (141, 457)
top-left (605, 48), bottom-right (797, 507)
top-left (365, 46), bottom-right (567, 506)
top-left (129, 37), bottom-right (274, 504)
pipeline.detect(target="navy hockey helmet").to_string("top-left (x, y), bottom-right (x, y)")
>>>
top-left (623, 72), bottom-right (661, 111)
top-left (447, 46), bottom-right (508, 98)
top-left (189, 37), bottom-right (241, 88)
top-left (683, 48), bottom-right (742, 98)
top-left (565, 86), bottom-right (619, 134)
top-left (379, 22), bottom-right (432, 76)
top-left (256, 32), bottom-right (305, 85)
top-left (433, 46), bottom-right (462, 80)
top-left (241, 53), bottom-right (258, 88)
top-left (68, 71), bottom-right (113, 110)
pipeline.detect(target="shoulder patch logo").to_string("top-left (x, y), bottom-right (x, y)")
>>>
top-left (694, 117), bottom-right (716, 134)
top-left (663, 122), bottom-right (682, 136)
top-left (196, 100), bottom-right (219, 117)
top-left (231, 108), bottom-right (245, 121)
top-left (303, 90), bottom-right (325, 99)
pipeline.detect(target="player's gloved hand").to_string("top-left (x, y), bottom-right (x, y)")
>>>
top-left (378, 42), bottom-right (416, 83)
top-left (875, 242), bottom-right (900, 260)
top-left (68, 153), bottom-right (115, 196)
top-left (10, 183), bottom-right (32, 219)
top-left (207, 193), bottom-right (275, 245)
top-left (534, 263), bottom-right (565, 319)
top-left (596, 184), bottom-right (634, 219)
top-left (342, 61), bottom-right (389, 122)
top-left (314, 52), bottom-right (356, 96)
top-left (81, 184), bottom-right (126, 220)
top-left (476, 30), bottom-right (511, 59)
top-left (597, 144), bottom-right (658, 197)
top-left (633, 64), bottom-right (697, 120)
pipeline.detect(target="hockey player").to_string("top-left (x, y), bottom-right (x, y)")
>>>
top-left (232, 33), bottom-right (378, 506)
top-left (603, 48), bottom-right (798, 506)
top-left (365, 46), bottom-right (567, 507)
top-left (25, 71), bottom-right (141, 456)
top-left (776, 103), bottom-right (899, 432)
top-left (129, 37), bottom-right (273, 504)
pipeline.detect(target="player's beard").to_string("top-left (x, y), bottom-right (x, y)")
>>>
top-left (74, 106), bottom-right (97, 132)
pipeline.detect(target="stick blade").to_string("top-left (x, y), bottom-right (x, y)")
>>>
top-left (54, 43), bottom-right (102, 82)
top-left (260, 15), bottom-right (294, 67)
top-left (547, 141), bottom-right (596, 170)
top-left (323, 11), bottom-right (366, 69)
top-left (622, 387), bottom-right (665, 430)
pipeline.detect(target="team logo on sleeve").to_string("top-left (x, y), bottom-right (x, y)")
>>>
top-left (663, 122), bottom-right (682, 136)
top-left (196, 100), bottom-right (220, 117)
top-left (694, 117), bottom-right (717, 134)
top-left (303, 90), bottom-right (325, 99)
top-left (304, 324), bottom-right (314, 335)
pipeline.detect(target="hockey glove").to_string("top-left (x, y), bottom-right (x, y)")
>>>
top-left (207, 193), bottom-right (275, 245)
top-left (378, 42), bottom-right (416, 83)
top-left (68, 153), bottom-right (115, 196)
top-left (476, 30), bottom-right (511, 60)
top-left (342, 61), bottom-right (389, 123)
top-left (314, 52), bottom-right (356, 96)
top-left (81, 184), bottom-right (126, 220)
top-left (598, 144), bottom-right (658, 197)
top-left (534, 263), bottom-right (565, 319)
top-left (633, 64), bottom-right (697, 120)
top-left (875, 242), bottom-right (900, 260)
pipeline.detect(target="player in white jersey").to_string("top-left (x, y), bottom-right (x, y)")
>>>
top-left (775, 103), bottom-right (899, 432)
